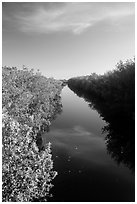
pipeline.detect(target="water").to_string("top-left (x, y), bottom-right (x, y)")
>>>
top-left (42, 86), bottom-right (134, 202)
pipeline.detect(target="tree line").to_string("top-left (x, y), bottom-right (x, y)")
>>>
top-left (2, 66), bottom-right (64, 201)
top-left (68, 59), bottom-right (135, 171)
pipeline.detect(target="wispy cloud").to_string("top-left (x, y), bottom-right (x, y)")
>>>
top-left (73, 125), bottom-right (92, 136)
top-left (3, 2), bottom-right (134, 34)
top-left (47, 125), bottom-right (96, 139)
top-left (45, 125), bottom-right (106, 165)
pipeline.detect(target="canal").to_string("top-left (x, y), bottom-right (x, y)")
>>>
top-left (42, 86), bottom-right (134, 202)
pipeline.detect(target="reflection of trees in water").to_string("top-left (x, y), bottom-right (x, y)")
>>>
top-left (36, 95), bottom-right (63, 152)
top-left (71, 89), bottom-right (135, 172)
top-left (103, 122), bottom-right (134, 172)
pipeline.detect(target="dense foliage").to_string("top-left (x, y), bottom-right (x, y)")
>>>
top-left (68, 59), bottom-right (135, 171)
top-left (2, 66), bottom-right (63, 201)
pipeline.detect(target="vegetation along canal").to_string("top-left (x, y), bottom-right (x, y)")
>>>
top-left (43, 86), bottom-right (134, 202)
top-left (2, 60), bottom-right (134, 202)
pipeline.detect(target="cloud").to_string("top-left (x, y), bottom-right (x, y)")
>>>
top-left (73, 125), bottom-right (91, 136)
top-left (45, 125), bottom-right (106, 165)
top-left (47, 125), bottom-right (96, 139)
top-left (3, 2), bottom-right (135, 34)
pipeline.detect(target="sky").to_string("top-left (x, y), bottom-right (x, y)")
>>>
top-left (2, 2), bottom-right (135, 79)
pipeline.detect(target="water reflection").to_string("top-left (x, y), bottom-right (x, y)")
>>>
top-left (69, 89), bottom-right (135, 172)
top-left (42, 87), bottom-right (134, 202)
top-left (43, 126), bottom-right (107, 165)
top-left (36, 95), bottom-right (63, 151)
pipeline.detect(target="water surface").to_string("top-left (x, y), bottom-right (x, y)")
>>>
top-left (43, 86), bottom-right (134, 202)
